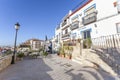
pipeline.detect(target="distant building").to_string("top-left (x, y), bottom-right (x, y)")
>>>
top-left (0, 47), bottom-right (2, 56)
top-left (19, 38), bottom-right (44, 51)
top-left (29, 39), bottom-right (43, 50)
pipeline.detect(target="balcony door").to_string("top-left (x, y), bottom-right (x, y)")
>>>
top-left (83, 30), bottom-right (91, 39)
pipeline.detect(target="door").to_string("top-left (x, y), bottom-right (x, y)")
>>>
top-left (83, 30), bottom-right (91, 39)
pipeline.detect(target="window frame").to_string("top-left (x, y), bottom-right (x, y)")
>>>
top-left (116, 22), bottom-right (120, 33)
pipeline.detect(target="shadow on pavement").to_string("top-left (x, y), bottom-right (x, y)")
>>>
top-left (0, 56), bottom-right (54, 80)
top-left (66, 66), bottom-right (115, 80)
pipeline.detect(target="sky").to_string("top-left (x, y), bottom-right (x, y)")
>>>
top-left (0, 0), bottom-right (82, 46)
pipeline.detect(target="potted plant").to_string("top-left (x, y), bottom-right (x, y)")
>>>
top-left (83, 38), bottom-right (92, 48)
top-left (64, 46), bottom-right (73, 59)
top-left (57, 47), bottom-right (61, 56)
top-left (64, 46), bottom-right (68, 58)
top-left (42, 50), bottom-right (48, 57)
top-left (86, 38), bottom-right (92, 48)
top-left (67, 46), bottom-right (73, 59)
top-left (17, 52), bottom-right (24, 61)
top-left (77, 38), bottom-right (81, 43)
top-left (60, 47), bottom-right (65, 58)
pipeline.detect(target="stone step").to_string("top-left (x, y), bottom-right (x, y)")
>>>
top-left (72, 57), bottom-right (83, 65)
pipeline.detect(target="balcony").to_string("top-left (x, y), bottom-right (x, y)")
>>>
top-left (55, 39), bottom-right (58, 43)
top-left (56, 26), bottom-right (60, 30)
top-left (62, 21), bottom-right (67, 27)
top-left (70, 21), bottom-right (79, 30)
top-left (62, 33), bottom-right (70, 39)
top-left (82, 12), bottom-right (97, 25)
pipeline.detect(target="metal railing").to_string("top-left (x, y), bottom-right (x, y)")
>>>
top-left (62, 21), bottom-right (67, 27)
top-left (62, 33), bottom-right (70, 38)
top-left (70, 21), bottom-right (79, 30)
top-left (92, 34), bottom-right (120, 49)
top-left (82, 12), bottom-right (97, 25)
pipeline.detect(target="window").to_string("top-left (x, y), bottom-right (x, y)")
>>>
top-left (71, 15), bottom-right (79, 22)
top-left (71, 21), bottom-right (79, 30)
top-left (117, 0), bottom-right (120, 13)
top-left (71, 33), bottom-right (76, 39)
top-left (116, 23), bottom-right (120, 33)
top-left (83, 30), bottom-right (91, 39)
top-left (64, 19), bottom-right (66, 22)
top-left (59, 33), bottom-right (60, 41)
top-left (65, 29), bottom-right (68, 34)
top-left (113, 2), bottom-right (117, 7)
top-left (84, 4), bottom-right (96, 15)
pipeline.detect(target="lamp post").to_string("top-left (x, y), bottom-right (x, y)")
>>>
top-left (11, 22), bottom-right (20, 64)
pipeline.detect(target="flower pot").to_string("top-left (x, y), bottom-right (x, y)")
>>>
top-left (61, 54), bottom-right (65, 58)
top-left (66, 55), bottom-right (72, 59)
top-left (16, 57), bottom-right (23, 61)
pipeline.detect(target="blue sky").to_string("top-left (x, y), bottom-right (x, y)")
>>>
top-left (0, 0), bottom-right (82, 46)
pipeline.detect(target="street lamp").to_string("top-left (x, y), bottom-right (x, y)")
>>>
top-left (11, 22), bottom-right (20, 64)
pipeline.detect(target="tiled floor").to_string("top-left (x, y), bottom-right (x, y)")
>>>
top-left (0, 54), bottom-right (115, 80)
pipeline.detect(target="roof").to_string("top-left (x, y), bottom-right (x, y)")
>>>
top-left (69, 0), bottom-right (93, 17)
top-left (28, 38), bottom-right (44, 41)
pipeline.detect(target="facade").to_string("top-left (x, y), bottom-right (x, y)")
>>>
top-left (19, 39), bottom-right (44, 51)
top-left (69, 0), bottom-right (120, 40)
top-left (54, 0), bottom-right (120, 46)
top-left (30, 39), bottom-right (41, 50)
top-left (29, 39), bottom-right (44, 50)
top-left (55, 24), bottom-right (62, 50)
top-left (61, 12), bottom-right (71, 42)
top-left (53, 0), bottom-right (120, 75)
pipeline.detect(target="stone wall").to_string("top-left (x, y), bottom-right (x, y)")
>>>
top-left (82, 49), bottom-right (117, 76)
top-left (92, 34), bottom-right (120, 75)
top-left (0, 54), bottom-right (12, 72)
top-left (94, 48), bottom-right (120, 75)
top-left (72, 43), bottom-right (80, 59)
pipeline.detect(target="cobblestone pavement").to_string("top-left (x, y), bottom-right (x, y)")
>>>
top-left (0, 54), bottom-right (116, 80)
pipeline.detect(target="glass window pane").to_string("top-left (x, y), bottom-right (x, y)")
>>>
top-left (117, 23), bottom-right (120, 33)
top-left (84, 32), bottom-right (86, 39)
top-left (87, 31), bottom-right (91, 38)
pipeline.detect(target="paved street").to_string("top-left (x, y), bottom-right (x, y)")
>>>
top-left (0, 54), bottom-right (115, 80)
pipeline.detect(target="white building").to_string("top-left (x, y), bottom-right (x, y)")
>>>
top-left (52, 24), bottom-right (62, 52)
top-left (53, 0), bottom-right (120, 51)
top-left (29, 39), bottom-right (44, 50)
top-left (19, 39), bottom-right (44, 51)
top-left (61, 13), bottom-right (71, 42)
top-left (69, 0), bottom-right (120, 39)
top-left (55, 0), bottom-right (120, 39)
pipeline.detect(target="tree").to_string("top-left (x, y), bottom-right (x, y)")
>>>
top-left (45, 35), bottom-right (48, 41)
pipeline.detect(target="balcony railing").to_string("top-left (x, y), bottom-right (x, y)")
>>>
top-left (55, 39), bottom-right (58, 42)
top-left (82, 12), bottom-right (97, 25)
top-left (62, 21), bottom-right (67, 27)
top-left (56, 26), bottom-right (60, 30)
top-left (62, 33), bottom-right (70, 38)
top-left (70, 21), bottom-right (79, 30)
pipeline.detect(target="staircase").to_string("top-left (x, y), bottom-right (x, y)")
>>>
top-left (72, 49), bottom-right (117, 76)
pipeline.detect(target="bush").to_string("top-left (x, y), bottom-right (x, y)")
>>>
top-left (60, 47), bottom-right (65, 55)
top-left (43, 51), bottom-right (48, 56)
top-left (17, 53), bottom-right (24, 58)
top-left (6, 50), bottom-right (13, 55)
top-left (31, 53), bottom-right (40, 58)
top-left (83, 38), bottom-right (92, 48)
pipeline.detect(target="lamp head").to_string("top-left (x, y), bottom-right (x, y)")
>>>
top-left (15, 22), bottom-right (20, 30)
